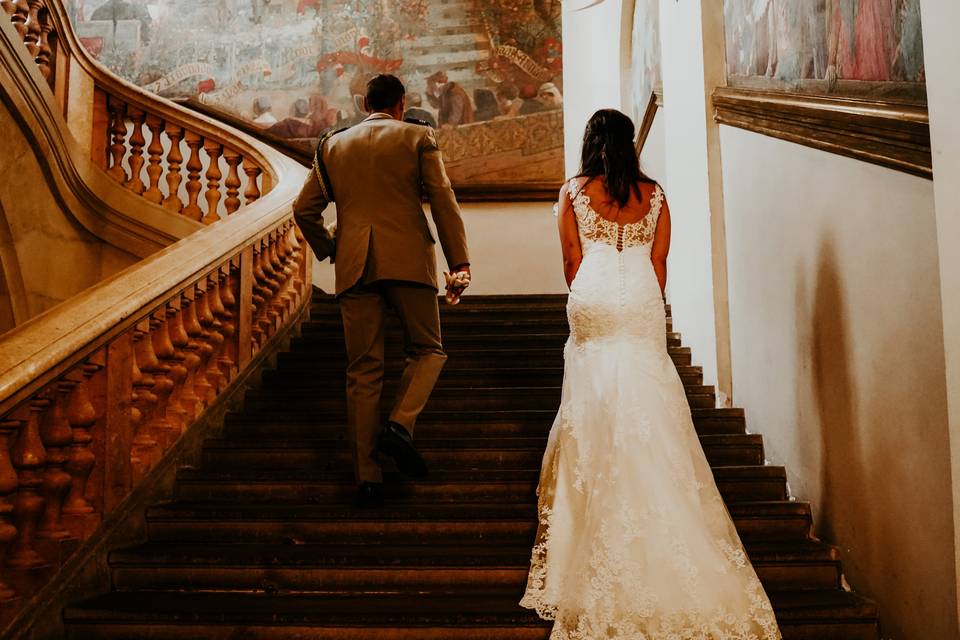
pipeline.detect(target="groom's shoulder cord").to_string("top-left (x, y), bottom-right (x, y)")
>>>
top-left (312, 126), bottom-right (349, 203)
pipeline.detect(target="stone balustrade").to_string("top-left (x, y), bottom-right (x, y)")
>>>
top-left (1, 0), bottom-right (58, 86)
top-left (0, 218), bottom-right (309, 622)
top-left (1, 0), bottom-right (274, 224)
top-left (100, 95), bottom-right (266, 223)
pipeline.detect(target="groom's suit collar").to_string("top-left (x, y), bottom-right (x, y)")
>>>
top-left (363, 112), bottom-right (395, 122)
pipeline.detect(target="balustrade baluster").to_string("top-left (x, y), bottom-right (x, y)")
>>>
top-left (143, 115), bottom-right (165, 204)
top-left (8, 399), bottom-right (49, 568)
top-left (173, 293), bottom-right (201, 424)
top-left (209, 273), bottom-right (236, 386)
top-left (219, 266), bottom-right (240, 379)
top-left (0, 419), bottom-right (20, 600)
top-left (129, 327), bottom-right (159, 476)
top-left (289, 226), bottom-right (306, 299)
top-left (166, 302), bottom-right (196, 425)
top-left (162, 125), bottom-right (185, 213)
top-left (223, 151), bottom-right (242, 215)
top-left (145, 313), bottom-right (177, 448)
top-left (182, 132), bottom-right (204, 221)
top-left (37, 379), bottom-right (74, 539)
top-left (35, 9), bottom-right (53, 81)
top-left (183, 291), bottom-right (214, 406)
top-left (202, 141), bottom-right (223, 225)
top-left (62, 365), bottom-right (99, 516)
top-left (106, 97), bottom-right (128, 184)
top-left (24, 0), bottom-right (40, 57)
top-left (197, 283), bottom-right (225, 395)
top-left (242, 161), bottom-right (262, 204)
top-left (123, 109), bottom-right (147, 194)
top-left (9, 0), bottom-right (28, 40)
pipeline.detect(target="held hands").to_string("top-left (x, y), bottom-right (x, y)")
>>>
top-left (444, 265), bottom-right (471, 305)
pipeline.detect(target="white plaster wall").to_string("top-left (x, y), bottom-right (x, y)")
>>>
top-left (720, 126), bottom-right (956, 639)
top-left (920, 1), bottom-right (960, 627)
top-left (655, 0), bottom-right (721, 389)
top-left (560, 0), bottom-right (626, 177)
top-left (311, 201), bottom-right (568, 295)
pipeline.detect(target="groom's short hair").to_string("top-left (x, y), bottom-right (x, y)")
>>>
top-left (366, 74), bottom-right (406, 111)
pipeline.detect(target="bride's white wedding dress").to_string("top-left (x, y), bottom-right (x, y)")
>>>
top-left (520, 179), bottom-right (781, 640)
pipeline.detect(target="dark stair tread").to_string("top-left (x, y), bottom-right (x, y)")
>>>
top-left (109, 539), bottom-right (839, 568)
top-left (147, 500), bottom-right (809, 522)
top-left (176, 465), bottom-right (784, 483)
top-left (199, 433), bottom-right (759, 451)
top-left (65, 590), bottom-right (874, 625)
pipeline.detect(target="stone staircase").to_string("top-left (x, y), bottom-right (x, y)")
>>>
top-left (62, 293), bottom-right (881, 639)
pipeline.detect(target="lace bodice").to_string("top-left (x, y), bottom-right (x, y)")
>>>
top-left (568, 178), bottom-right (663, 252)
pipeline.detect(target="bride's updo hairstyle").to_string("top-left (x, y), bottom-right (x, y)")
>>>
top-left (577, 109), bottom-right (655, 207)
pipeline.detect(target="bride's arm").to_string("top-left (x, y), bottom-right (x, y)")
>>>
top-left (557, 183), bottom-right (583, 288)
top-left (650, 195), bottom-right (671, 297)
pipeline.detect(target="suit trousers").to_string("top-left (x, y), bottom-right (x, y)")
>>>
top-left (338, 280), bottom-right (447, 483)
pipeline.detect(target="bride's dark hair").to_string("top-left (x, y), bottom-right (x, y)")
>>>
top-left (576, 109), bottom-right (655, 207)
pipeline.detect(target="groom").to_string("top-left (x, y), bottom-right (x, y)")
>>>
top-left (293, 74), bottom-right (471, 507)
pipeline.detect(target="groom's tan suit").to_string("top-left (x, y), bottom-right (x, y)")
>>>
top-left (293, 113), bottom-right (469, 483)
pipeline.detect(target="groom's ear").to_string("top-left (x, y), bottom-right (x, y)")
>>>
top-left (361, 96), bottom-right (369, 114)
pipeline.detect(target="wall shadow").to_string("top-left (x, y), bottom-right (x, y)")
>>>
top-left (809, 235), bottom-right (864, 549)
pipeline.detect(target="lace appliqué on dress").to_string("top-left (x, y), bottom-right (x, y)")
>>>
top-left (568, 178), bottom-right (663, 251)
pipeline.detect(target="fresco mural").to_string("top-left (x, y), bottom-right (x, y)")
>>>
top-left (67, 0), bottom-right (565, 190)
top-left (723, 0), bottom-right (925, 102)
top-left (629, 0), bottom-right (661, 124)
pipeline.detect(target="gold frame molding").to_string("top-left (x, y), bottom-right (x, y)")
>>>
top-left (712, 87), bottom-right (931, 179)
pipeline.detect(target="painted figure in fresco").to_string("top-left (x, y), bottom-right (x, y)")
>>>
top-left (426, 72), bottom-right (475, 128)
top-left (803, 0), bottom-right (830, 80)
top-left (518, 84), bottom-right (546, 115)
top-left (495, 83), bottom-right (521, 118)
top-left (893, 0), bottom-right (924, 81)
top-left (536, 82), bottom-right (563, 110)
top-left (473, 89), bottom-right (499, 122)
top-left (772, 0), bottom-right (805, 80)
top-left (851, 0), bottom-right (895, 80)
top-left (747, 0), bottom-right (776, 77)
top-left (828, 0), bottom-right (894, 81)
top-left (251, 96), bottom-right (278, 126)
top-left (403, 93), bottom-right (438, 128)
top-left (267, 98), bottom-right (316, 138)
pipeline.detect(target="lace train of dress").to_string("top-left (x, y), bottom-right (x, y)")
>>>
top-left (520, 180), bottom-right (781, 640)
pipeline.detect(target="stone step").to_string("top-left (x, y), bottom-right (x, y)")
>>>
top-left (144, 500), bottom-right (812, 544)
top-left (277, 346), bottom-right (695, 369)
top-left (196, 433), bottom-right (762, 471)
top-left (175, 464), bottom-right (788, 504)
top-left (63, 590), bottom-right (879, 640)
top-left (223, 407), bottom-right (749, 437)
top-left (241, 384), bottom-right (717, 411)
top-left (261, 364), bottom-right (705, 389)
top-left (107, 538), bottom-right (841, 593)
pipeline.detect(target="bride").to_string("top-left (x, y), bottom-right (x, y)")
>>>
top-left (520, 109), bottom-right (781, 640)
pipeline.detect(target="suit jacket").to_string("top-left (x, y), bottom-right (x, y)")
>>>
top-left (293, 113), bottom-right (469, 296)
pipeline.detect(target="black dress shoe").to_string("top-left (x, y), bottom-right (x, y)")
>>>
top-left (376, 421), bottom-right (428, 479)
top-left (355, 482), bottom-right (384, 508)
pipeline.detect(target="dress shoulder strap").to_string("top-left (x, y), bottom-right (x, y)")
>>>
top-left (649, 184), bottom-right (665, 220)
